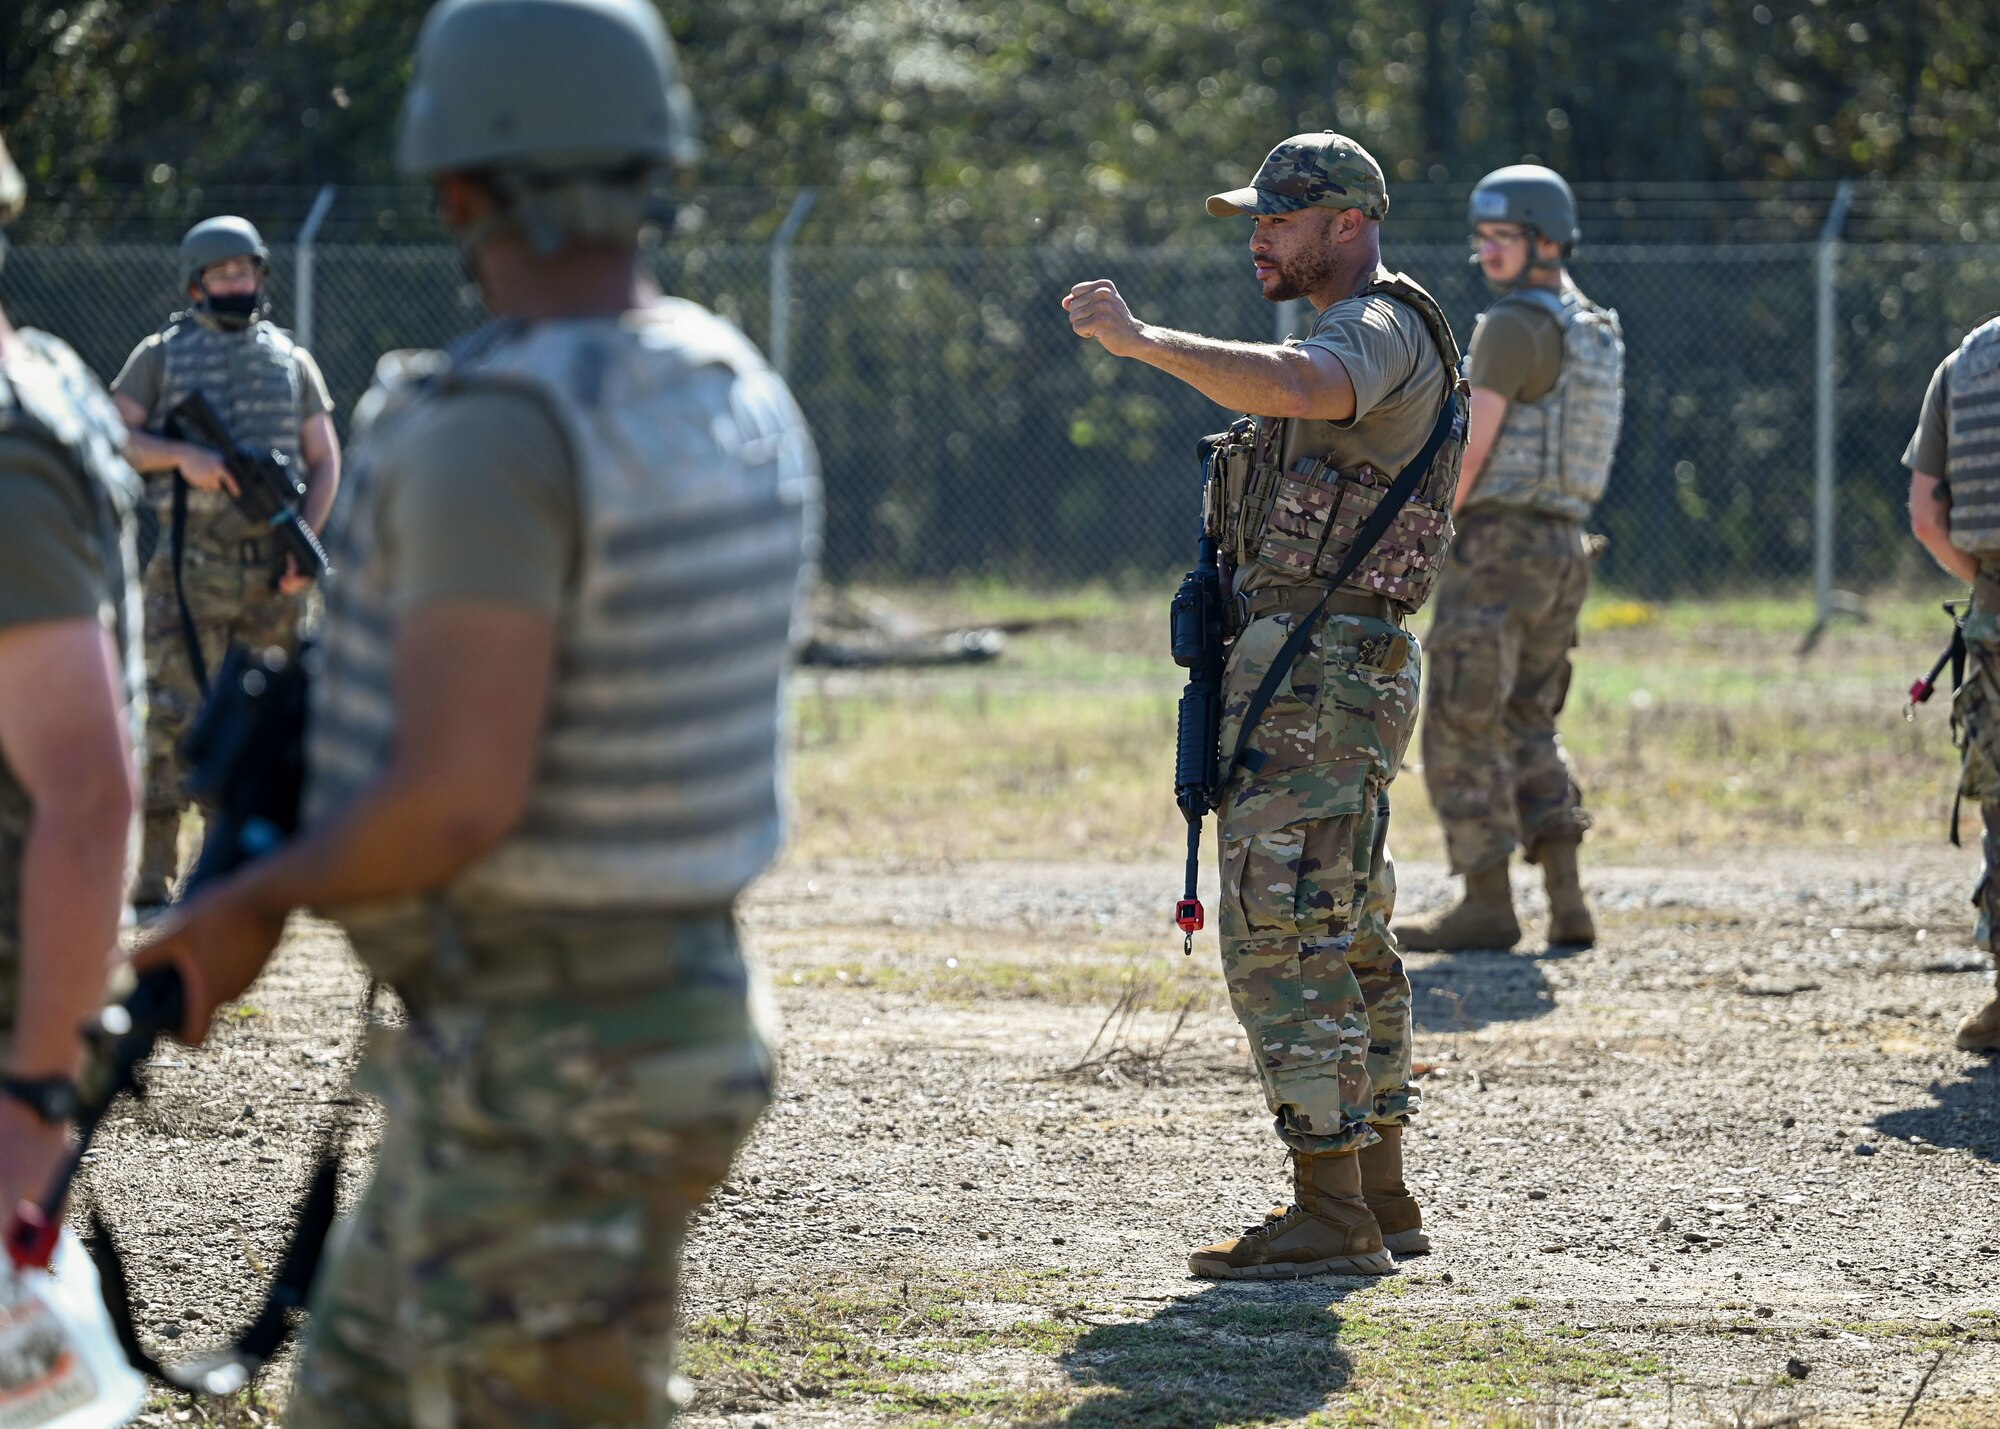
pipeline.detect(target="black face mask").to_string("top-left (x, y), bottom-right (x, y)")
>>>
top-left (201, 289), bottom-right (261, 330)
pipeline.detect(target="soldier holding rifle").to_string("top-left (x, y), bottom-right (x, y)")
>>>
top-left (1067, 132), bottom-right (1466, 1277)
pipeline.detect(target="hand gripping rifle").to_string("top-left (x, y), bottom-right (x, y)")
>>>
top-left (6, 644), bottom-right (345, 1397)
top-left (163, 390), bottom-right (331, 587)
top-left (1170, 435), bottom-right (1231, 955)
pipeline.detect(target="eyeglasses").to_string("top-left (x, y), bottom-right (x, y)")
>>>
top-left (1468, 227), bottom-right (1530, 251)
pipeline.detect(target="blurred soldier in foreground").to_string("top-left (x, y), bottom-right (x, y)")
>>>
top-left (1906, 320), bottom-right (2000, 1053)
top-left (111, 215), bottom-right (340, 908)
top-left (138, 0), bottom-right (819, 1419)
top-left (0, 135), bottom-right (145, 1215)
top-left (1396, 166), bottom-right (1624, 953)
top-left (1066, 133), bottom-right (1466, 1277)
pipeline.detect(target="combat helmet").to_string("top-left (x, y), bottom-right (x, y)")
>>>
top-left (179, 216), bottom-right (271, 328)
top-left (1469, 164), bottom-right (1578, 286)
top-left (398, 0), bottom-right (699, 251)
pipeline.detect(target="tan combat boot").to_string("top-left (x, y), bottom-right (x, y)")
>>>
top-left (1358, 1123), bottom-right (1429, 1256)
top-left (1393, 862), bottom-right (1520, 952)
top-left (1189, 1150), bottom-right (1393, 1280)
top-left (1958, 963), bottom-right (2000, 1052)
top-left (1538, 840), bottom-right (1596, 948)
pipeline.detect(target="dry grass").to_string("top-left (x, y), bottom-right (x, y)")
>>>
top-left (790, 583), bottom-right (1969, 866)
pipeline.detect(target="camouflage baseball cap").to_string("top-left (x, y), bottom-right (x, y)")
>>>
top-left (1207, 132), bottom-right (1389, 221)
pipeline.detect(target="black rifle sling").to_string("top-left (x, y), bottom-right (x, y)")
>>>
top-left (170, 473), bottom-right (211, 698)
top-left (1219, 384), bottom-right (1460, 792)
top-left (1950, 623), bottom-right (1970, 846)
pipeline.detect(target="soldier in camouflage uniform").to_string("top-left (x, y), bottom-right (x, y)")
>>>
top-left (1067, 132), bottom-right (1467, 1277)
top-left (138, 1), bottom-right (819, 1421)
top-left (1396, 166), bottom-right (1624, 954)
top-left (111, 215), bottom-right (341, 907)
top-left (0, 134), bottom-right (146, 1214)
top-left (1906, 321), bottom-right (2000, 1053)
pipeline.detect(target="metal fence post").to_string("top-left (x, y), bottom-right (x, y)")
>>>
top-left (295, 184), bottom-right (337, 351)
top-left (1812, 179), bottom-right (1856, 632)
top-left (769, 189), bottom-right (816, 379)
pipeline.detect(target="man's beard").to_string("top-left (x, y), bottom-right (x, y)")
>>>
top-left (1263, 246), bottom-right (1339, 304)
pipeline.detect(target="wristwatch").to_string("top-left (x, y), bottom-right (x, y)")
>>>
top-left (0, 1074), bottom-right (82, 1125)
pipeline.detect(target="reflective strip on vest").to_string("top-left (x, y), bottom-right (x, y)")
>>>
top-left (156, 317), bottom-right (304, 543)
top-left (1466, 288), bottom-right (1625, 522)
top-left (306, 302), bottom-right (821, 911)
top-left (1948, 319), bottom-right (2000, 556)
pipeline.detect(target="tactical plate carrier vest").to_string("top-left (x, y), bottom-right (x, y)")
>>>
top-left (1465, 287), bottom-right (1624, 522)
top-left (307, 301), bottom-right (819, 918)
top-left (1947, 318), bottom-right (2000, 557)
top-left (155, 315), bottom-right (303, 554)
top-left (0, 329), bottom-right (147, 949)
top-left (1208, 271), bottom-right (1468, 614)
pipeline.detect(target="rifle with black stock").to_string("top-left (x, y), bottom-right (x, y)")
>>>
top-left (1170, 431), bottom-right (1233, 954)
top-left (163, 389), bottom-right (331, 586)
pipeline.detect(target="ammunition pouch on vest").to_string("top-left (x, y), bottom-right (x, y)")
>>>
top-left (1467, 287), bottom-right (1625, 523)
top-left (1947, 318), bottom-right (2000, 558)
top-left (1220, 271), bottom-right (1468, 613)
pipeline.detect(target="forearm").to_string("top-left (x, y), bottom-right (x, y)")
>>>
top-left (123, 429), bottom-right (203, 475)
top-left (1919, 526), bottom-right (1979, 584)
top-left (1129, 327), bottom-right (1329, 418)
top-left (10, 798), bottom-right (134, 1078)
top-left (229, 764), bottom-right (517, 924)
top-left (301, 455), bottom-right (339, 532)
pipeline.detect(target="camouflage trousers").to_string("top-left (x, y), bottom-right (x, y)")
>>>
top-left (1420, 510), bottom-right (1593, 876)
top-left (287, 909), bottom-right (774, 1429)
top-left (1950, 608), bottom-right (2000, 962)
top-left (1215, 603), bottom-right (1421, 1155)
top-left (136, 533), bottom-right (300, 901)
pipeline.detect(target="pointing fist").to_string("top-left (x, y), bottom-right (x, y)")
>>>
top-left (1063, 279), bottom-right (1146, 358)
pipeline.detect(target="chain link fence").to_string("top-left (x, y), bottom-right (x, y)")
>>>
top-left (5, 192), bottom-right (1993, 598)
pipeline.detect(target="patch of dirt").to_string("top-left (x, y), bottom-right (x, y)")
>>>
top-left (93, 848), bottom-right (2000, 1426)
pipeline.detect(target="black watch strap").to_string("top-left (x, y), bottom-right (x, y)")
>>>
top-left (1, 1074), bottom-right (82, 1125)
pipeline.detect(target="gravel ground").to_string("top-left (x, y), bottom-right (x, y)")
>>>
top-left (91, 845), bottom-right (2000, 1427)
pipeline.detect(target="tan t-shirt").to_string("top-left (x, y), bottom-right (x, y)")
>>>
top-left (1243, 268), bottom-right (1451, 594)
top-left (368, 389), bottom-right (578, 615)
top-left (112, 330), bottom-right (335, 425)
top-left (1467, 293), bottom-right (1565, 404)
top-left (1903, 351), bottom-right (1955, 485)
top-left (0, 433), bottom-right (114, 629)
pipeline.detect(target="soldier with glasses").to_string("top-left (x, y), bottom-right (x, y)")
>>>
top-left (1396, 165), bottom-right (1624, 955)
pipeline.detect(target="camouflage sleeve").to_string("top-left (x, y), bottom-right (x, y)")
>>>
top-left (294, 346), bottom-right (335, 421)
top-left (0, 435), bottom-right (106, 629)
top-left (1465, 301), bottom-right (1558, 403)
top-left (1299, 297), bottom-right (1420, 423)
top-left (378, 389), bottom-right (577, 618)
top-left (1903, 352), bottom-right (1953, 484)
top-left (108, 335), bottom-right (165, 416)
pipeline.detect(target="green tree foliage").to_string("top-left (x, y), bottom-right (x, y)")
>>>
top-left (7, 1), bottom-right (2000, 213)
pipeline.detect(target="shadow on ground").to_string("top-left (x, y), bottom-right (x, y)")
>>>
top-left (1874, 1058), bottom-right (2000, 1162)
top-left (1409, 950), bottom-right (1557, 1034)
top-left (1058, 1281), bottom-right (1360, 1428)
